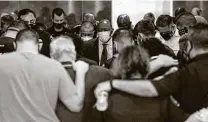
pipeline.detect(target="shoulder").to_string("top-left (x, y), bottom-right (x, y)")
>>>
top-left (87, 65), bottom-right (113, 79)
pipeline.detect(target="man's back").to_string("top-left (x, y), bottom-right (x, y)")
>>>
top-left (0, 52), bottom-right (66, 122)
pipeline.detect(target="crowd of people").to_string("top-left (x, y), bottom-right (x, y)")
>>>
top-left (0, 6), bottom-right (208, 122)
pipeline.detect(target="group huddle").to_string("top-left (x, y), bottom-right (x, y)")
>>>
top-left (0, 6), bottom-right (208, 122)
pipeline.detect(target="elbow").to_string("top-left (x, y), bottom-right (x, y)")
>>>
top-left (70, 104), bottom-right (83, 112)
top-left (70, 96), bottom-right (84, 112)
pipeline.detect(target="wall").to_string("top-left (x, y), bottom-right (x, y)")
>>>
top-left (112, 0), bottom-right (172, 29)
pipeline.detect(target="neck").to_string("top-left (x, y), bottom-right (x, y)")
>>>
top-left (58, 54), bottom-right (75, 63)
top-left (54, 26), bottom-right (63, 32)
top-left (4, 31), bottom-right (17, 39)
top-left (16, 42), bottom-right (38, 54)
top-left (190, 48), bottom-right (208, 59)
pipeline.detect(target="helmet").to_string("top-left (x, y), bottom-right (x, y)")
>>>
top-left (97, 19), bottom-right (113, 32)
top-left (175, 7), bottom-right (186, 18)
top-left (83, 13), bottom-right (95, 23)
top-left (117, 14), bottom-right (131, 28)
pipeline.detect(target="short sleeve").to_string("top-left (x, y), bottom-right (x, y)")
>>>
top-left (151, 68), bottom-right (184, 97)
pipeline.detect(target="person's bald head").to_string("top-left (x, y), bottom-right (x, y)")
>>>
top-left (191, 7), bottom-right (202, 16)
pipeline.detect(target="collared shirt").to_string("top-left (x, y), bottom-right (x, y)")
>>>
top-left (0, 52), bottom-right (76, 122)
top-left (155, 29), bottom-right (180, 55)
top-left (152, 53), bottom-right (208, 114)
top-left (98, 38), bottom-right (113, 65)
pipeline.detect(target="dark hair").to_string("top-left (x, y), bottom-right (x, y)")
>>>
top-left (112, 27), bottom-right (134, 42)
top-left (141, 37), bottom-right (176, 58)
top-left (52, 8), bottom-right (65, 18)
top-left (188, 23), bottom-right (208, 49)
top-left (134, 19), bottom-right (155, 37)
top-left (32, 23), bottom-right (47, 31)
top-left (176, 12), bottom-right (196, 27)
top-left (15, 29), bottom-right (39, 44)
top-left (7, 20), bottom-right (27, 31)
top-left (144, 12), bottom-right (155, 24)
top-left (18, 9), bottom-right (36, 19)
top-left (156, 15), bottom-right (173, 27)
top-left (1, 15), bottom-right (14, 26)
top-left (112, 45), bottom-right (149, 79)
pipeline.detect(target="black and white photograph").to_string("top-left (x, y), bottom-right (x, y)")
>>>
top-left (0, 0), bottom-right (208, 122)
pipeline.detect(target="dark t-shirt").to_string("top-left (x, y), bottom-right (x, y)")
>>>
top-left (105, 80), bottom-right (168, 122)
top-left (152, 53), bottom-right (208, 114)
top-left (55, 62), bottom-right (113, 122)
top-left (47, 26), bottom-right (72, 38)
top-left (0, 36), bottom-right (15, 53)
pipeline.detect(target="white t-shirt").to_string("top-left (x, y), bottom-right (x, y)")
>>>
top-left (0, 52), bottom-right (76, 122)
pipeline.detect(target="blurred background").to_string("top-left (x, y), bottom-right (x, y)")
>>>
top-left (0, 0), bottom-right (207, 29)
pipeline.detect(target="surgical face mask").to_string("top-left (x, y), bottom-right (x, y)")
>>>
top-left (160, 31), bottom-right (174, 41)
top-left (98, 31), bottom-right (111, 43)
top-left (81, 36), bottom-right (93, 42)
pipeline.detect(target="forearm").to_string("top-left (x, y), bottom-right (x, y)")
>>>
top-left (112, 79), bottom-right (159, 97)
top-left (149, 59), bottom-right (163, 75)
top-left (75, 71), bottom-right (86, 107)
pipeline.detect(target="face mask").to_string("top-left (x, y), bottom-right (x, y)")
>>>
top-left (98, 31), bottom-right (111, 43)
top-left (178, 27), bottom-right (188, 36)
top-left (160, 31), bottom-right (174, 41)
top-left (81, 36), bottom-right (93, 42)
top-left (54, 23), bottom-right (63, 29)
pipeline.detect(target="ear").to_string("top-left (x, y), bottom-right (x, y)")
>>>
top-left (13, 42), bottom-right (16, 50)
top-left (38, 39), bottom-right (43, 51)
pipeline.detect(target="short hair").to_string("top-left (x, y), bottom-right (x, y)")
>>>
top-left (112, 28), bottom-right (134, 42)
top-left (141, 37), bottom-right (176, 58)
top-left (134, 19), bottom-right (155, 37)
top-left (15, 29), bottom-right (39, 44)
top-left (50, 36), bottom-right (76, 61)
top-left (156, 15), bottom-right (173, 27)
top-left (112, 45), bottom-right (149, 79)
top-left (52, 8), bottom-right (65, 18)
top-left (188, 23), bottom-right (208, 49)
top-left (18, 9), bottom-right (36, 19)
top-left (7, 20), bottom-right (27, 32)
top-left (32, 23), bottom-right (47, 31)
top-left (144, 12), bottom-right (155, 23)
top-left (1, 15), bottom-right (14, 26)
top-left (176, 12), bottom-right (197, 27)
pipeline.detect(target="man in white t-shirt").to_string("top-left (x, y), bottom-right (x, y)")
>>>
top-left (0, 29), bottom-right (89, 122)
